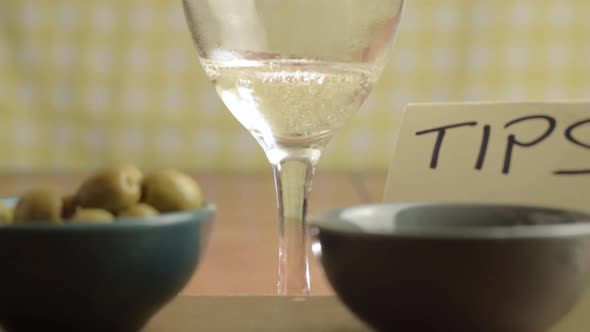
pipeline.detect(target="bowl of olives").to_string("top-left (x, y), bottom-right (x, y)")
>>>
top-left (0, 163), bottom-right (215, 332)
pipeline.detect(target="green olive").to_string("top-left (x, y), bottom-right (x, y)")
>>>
top-left (118, 203), bottom-right (159, 218)
top-left (142, 169), bottom-right (204, 213)
top-left (62, 194), bottom-right (78, 219)
top-left (70, 208), bottom-right (114, 224)
top-left (14, 187), bottom-right (63, 224)
top-left (0, 201), bottom-right (13, 225)
top-left (76, 163), bottom-right (143, 213)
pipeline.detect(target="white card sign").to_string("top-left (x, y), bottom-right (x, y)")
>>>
top-left (384, 102), bottom-right (590, 211)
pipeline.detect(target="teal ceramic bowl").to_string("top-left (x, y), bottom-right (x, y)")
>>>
top-left (0, 197), bottom-right (215, 332)
top-left (310, 203), bottom-right (590, 332)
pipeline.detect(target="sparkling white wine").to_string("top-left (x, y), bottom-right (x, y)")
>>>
top-left (201, 58), bottom-right (378, 148)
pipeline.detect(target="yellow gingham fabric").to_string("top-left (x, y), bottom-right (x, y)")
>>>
top-left (0, 0), bottom-right (589, 173)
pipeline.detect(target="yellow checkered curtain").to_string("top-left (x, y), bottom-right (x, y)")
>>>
top-left (0, 0), bottom-right (589, 173)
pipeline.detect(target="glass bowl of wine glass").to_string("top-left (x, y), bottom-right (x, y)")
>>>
top-left (182, 0), bottom-right (405, 295)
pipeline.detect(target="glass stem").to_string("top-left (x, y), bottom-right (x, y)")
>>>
top-left (273, 157), bottom-right (316, 295)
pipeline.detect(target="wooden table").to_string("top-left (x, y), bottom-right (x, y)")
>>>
top-left (2, 172), bottom-right (590, 331)
top-left (145, 296), bottom-right (369, 331)
top-left (145, 294), bottom-right (590, 332)
top-left (0, 295), bottom-right (588, 331)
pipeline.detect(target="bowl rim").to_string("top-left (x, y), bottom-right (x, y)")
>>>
top-left (308, 202), bottom-right (590, 239)
top-left (0, 197), bottom-right (216, 232)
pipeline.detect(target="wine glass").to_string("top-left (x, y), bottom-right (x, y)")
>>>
top-left (182, 0), bottom-right (404, 295)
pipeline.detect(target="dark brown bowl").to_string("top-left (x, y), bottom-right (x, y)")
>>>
top-left (310, 203), bottom-right (590, 332)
